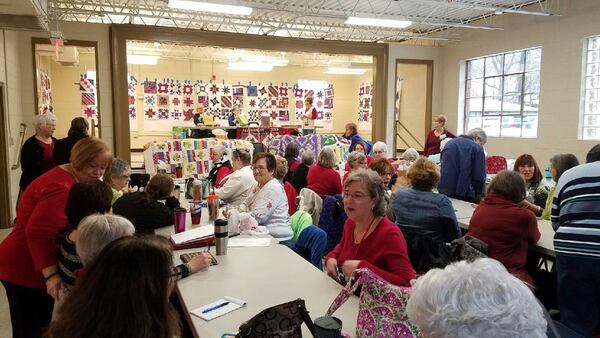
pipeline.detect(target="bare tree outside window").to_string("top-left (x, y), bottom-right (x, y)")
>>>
top-left (464, 48), bottom-right (541, 138)
top-left (583, 36), bottom-right (600, 140)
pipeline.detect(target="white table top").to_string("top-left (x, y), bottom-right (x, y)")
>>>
top-left (175, 244), bottom-right (359, 338)
top-left (450, 198), bottom-right (556, 258)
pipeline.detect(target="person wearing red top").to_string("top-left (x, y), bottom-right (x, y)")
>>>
top-left (0, 137), bottom-right (112, 338)
top-left (424, 115), bottom-right (455, 156)
top-left (467, 171), bottom-right (540, 285)
top-left (306, 148), bottom-right (343, 197)
top-left (325, 169), bottom-right (416, 287)
top-left (343, 151), bottom-right (367, 184)
top-left (208, 145), bottom-right (233, 188)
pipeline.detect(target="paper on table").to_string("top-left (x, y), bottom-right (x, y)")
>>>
top-left (228, 237), bottom-right (272, 247)
top-left (171, 225), bottom-right (215, 245)
top-left (190, 296), bottom-right (246, 321)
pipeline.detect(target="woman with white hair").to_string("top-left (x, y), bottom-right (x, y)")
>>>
top-left (407, 258), bottom-right (547, 338)
top-left (208, 144), bottom-right (233, 188)
top-left (371, 141), bottom-right (388, 161)
top-left (306, 147), bottom-right (343, 197)
top-left (397, 148), bottom-right (419, 171)
top-left (19, 112), bottom-right (58, 193)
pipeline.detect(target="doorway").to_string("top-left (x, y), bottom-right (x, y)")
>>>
top-left (394, 59), bottom-right (433, 154)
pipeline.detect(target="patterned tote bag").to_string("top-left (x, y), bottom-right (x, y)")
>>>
top-left (326, 268), bottom-right (421, 338)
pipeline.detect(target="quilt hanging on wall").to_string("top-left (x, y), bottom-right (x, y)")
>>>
top-left (294, 82), bottom-right (334, 122)
top-left (128, 74), bottom-right (137, 119)
top-left (38, 71), bottom-right (53, 114)
top-left (79, 74), bottom-right (97, 119)
top-left (358, 83), bottom-right (372, 122)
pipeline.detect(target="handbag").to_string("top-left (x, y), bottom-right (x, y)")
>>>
top-left (326, 268), bottom-right (421, 338)
top-left (236, 298), bottom-right (316, 338)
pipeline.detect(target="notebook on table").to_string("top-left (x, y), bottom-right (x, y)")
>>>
top-left (190, 296), bottom-right (247, 321)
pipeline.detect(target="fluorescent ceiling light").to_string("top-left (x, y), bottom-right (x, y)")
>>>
top-left (228, 61), bottom-right (273, 72)
top-left (345, 17), bottom-right (412, 29)
top-left (325, 67), bottom-right (367, 75)
top-left (241, 55), bottom-right (288, 67)
top-left (168, 0), bottom-right (253, 16)
top-left (127, 55), bottom-right (159, 65)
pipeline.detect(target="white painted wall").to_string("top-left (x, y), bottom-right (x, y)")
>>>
top-left (439, 0), bottom-right (600, 163)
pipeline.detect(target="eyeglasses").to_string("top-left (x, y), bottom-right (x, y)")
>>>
top-left (251, 166), bottom-right (268, 172)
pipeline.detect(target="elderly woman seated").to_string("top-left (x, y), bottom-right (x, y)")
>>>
top-left (307, 147), bottom-right (343, 197)
top-left (467, 170), bottom-right (540, 285)
top-left (215, 148), bottom-right (256, 207)
top-left (112, 174), bottom-right (181, 233)
top-left (208, 144), bottom-right (233, 188)
top-left (241, 152), bottom-right (293, 241)
top-left (392, 158), bottom-right (460, 243)
top-left (513, 154), bottom-right (549, 216)
top-left (407, 258), bottom-right (547, 338)
top-left (542, 153), bottom-right (579, 220)
top-left (325, 169), bottom-right (415, 287)
top-left (343, 151), bottom-right (367, 184)
top-left (103, 158), bottom-right (132, 204)
top-left (397, 148), bottom-right (419, 171)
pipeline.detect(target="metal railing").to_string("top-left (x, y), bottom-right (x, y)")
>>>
top-left (11, 123), bottom-right (27, 170)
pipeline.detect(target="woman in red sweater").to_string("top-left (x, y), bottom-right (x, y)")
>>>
top-left (0, 137), bottom-right (112, 338)
top-left (325, 169), bottom-right (415, 287)
top-left (467, 170), bottom-right (540, 285)
top-left (208, 145), bottom-right (233, 189)
top-left (424, 115), bottom-right (455, 156)
top-left (307, 147), bottom-right (343, 197)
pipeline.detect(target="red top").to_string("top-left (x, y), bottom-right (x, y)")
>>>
top-left (215, 166), bottom-right (233, 188)
top-left (307, 107), bottom-right (318, 120)
top-left (289, 160), bottom-right (300, 172)
top-left (38, 139), bottom-right (55, 172)
top-left (325, 216), bottom-right (416, 287)
top-left (424, 129), bottom-right (455, 156)
top-left (0, 166), bottom-right (76, 288)
top-left (306, 164), bottom-right (343, 197)
top-left (343, 155), bottom-right (373, 172)
top-left (342, 171), bottom-right (350, 185)
top-left (467, 194), bottom-right (540, 285)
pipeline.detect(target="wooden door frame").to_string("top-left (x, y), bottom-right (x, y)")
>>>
top-left (110, 24), bottom-right (388, 162)
top-left (0, 82), bottom-right (12, 228)
top-left (394, 59), bottom-right (433, 153)
top-left (31, 38), bottom-right (102, 138)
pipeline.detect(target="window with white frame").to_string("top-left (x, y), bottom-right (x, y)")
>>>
top-left (463, 47), bottom-right (541, 138)
top-left (583, 36), bottom-right (600, 140)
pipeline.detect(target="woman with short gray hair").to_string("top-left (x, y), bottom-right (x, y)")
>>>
top-left (19, 112), bottom-right (58, 192)
top-left (372, 141), bottom-right (388, 160)
top-left (541, 153), bottom-right (579, 220)
top-left (324, 168), bottom-right (415, 287)
top-left (103, 158), bottom-right (132, 204)
top-left (208, 144), bottom-right (233, 188)
top-left (306, 147), bottom-right (343, 197)
top-left (407, 258), bottom-right (547, 338)
top-left (343, 151), bottom-right (367, 183)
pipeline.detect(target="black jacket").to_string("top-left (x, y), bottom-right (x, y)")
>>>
top-left (53, 134), bottom-right (88, 165)
top-left (112, 192), bottom-right (181, 234)
top-left (19, 135), bottom-right (56, 189)
top-left (290, 163), bottom-right (310, 193)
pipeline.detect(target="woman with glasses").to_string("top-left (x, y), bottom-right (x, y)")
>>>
top-left (240, 153), bottom-right (293, 241)
top-left (215, 148), bottom-right (256, 207)
top-left (325, 169), bottom-right (415, 287)
top-left (103, 158), bottom-right (133, 204)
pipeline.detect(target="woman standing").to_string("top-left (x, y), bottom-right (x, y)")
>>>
top-left (513, 154), bottom-right (549, 216)
top-left (19, 113), bottom-right (57, 193)
top-left (424, 115), bottom-right (455, 156)
top-left (0, 137), bottom-right (111, 338)
top-left (208, 145), bottom-right (233, 189)
top-left (103, 158), bottom-right (132, 204)
top-left (301, 96), bottom-right (317, 135)
top-left (325, 169), bottom-right (415, 287)
top-left (53, 117), bottom-right (89, 165)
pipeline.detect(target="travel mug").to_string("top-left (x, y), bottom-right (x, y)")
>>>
top-left (207, 195), bottom-right (219, 221)
top-left (227, 205), bottom-right (240, 234)
top-left (192, 180), bottom-right (202, 201)
top-left (173, 207), bottom-right (186, 233)
top-left (190, 203), bottom-right (202, 226)
top-left (214, 219), bottom-right (228, 256)
top-left (314, 316), bottom-right (342, 338)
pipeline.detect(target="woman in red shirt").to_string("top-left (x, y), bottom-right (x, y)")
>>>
top-left (0, 137), bottom-right (112, 338)
top-left (467, 170), bottom-right (540, 285)
top-left (306, 147), bottom-right (343, 197)
top-left (325, 169), bottom-right (415, 287)
top-left (424, 115), bottom-right (455, 156)
top-left (208, 145), bottom-right (233, 188)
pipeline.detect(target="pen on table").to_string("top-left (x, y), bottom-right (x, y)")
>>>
top-left (229, 232), bottom-right (240, 238)
top-left (202, 301), bottom-right (229, 313)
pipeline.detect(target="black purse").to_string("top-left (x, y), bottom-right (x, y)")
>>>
top-left (236, 299), bottom-right (316, 338)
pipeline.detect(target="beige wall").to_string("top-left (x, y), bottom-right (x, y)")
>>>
top-left (439, 0), bottom-right (600, 163)
top-left (127, 58), bottom-right (373, 148)
top-left (396, 63), bottom-right (429, 151)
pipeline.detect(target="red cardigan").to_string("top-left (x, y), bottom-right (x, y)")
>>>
top-left (424, 129), bottom-right (455, 156)
top-left (306, 164), bottom-right (343, 197)
top-left (325, 217), bottom-right (416, 287)
top-left (0, 167), bottom-right (76, 288)
top-left (467, 194), bottom-right (540, 285)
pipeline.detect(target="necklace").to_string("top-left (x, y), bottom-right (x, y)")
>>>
top-left (353, 216), bottom-right (380, 258)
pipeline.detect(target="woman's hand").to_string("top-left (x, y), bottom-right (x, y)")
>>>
top-left (341, 260), bottom-right (360, 278)
top-left (325, 258), bottom-right (338, 280)
top-left (521, 199), bottom-right (541, 214)
top-left (187, 252), bottom-right (213, 273)
top-left (46, 274), bottom-right (63, 300)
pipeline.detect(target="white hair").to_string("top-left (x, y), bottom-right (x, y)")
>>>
top-left (402, 148), bottom-right (419, 161)
top-left (346, 151), bottom-right (366, 169)
top-left (76, 214), bottom-right (135, 265)
top-left (372, 141), bottom-right (387, 154)
top-left (212, 144), bottom-right (227, 158)
top-left (34, 112), bottom-right (57, 130)
top-left (440, 137), bottom-right (453, 152)
top-left (467, 128), bottom-right (487, 146)
top-left (407, 258), bottom-right (546, 338)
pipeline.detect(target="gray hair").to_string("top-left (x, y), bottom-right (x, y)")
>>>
top-left (103, 158), bottom-right (130, 183)
top-left (317, 147), bottom-right (336, 169)
top-left (76, 214), bottom-right (135, 265)
top-left (467, 128), bottom-right (487, 146)
top-left (232, 148), bottom-right (251, 166)
top-left (213, 144), bottom-right (226, 158)
top-left (274, 155), bottom-right (288, 180)
top-left (347, 151), bottom-right (366, 169)
top-left (549, 153), bottom-right (579, 181)
top-left (407, 258), bottom-right (546, 338)
top-left (372, 141), bottom-right (387, 154)
top-left (344, 168), bottom-right (386, 217)
top-left (34, 112), bottom-right (57, 130)
top-left (301, 149), bottom-right (315, 166)
top-left (402, 148), bottom-right (419, 161)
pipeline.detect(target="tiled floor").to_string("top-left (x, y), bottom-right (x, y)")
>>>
top-left (0, 228), bottom-right (12, 337)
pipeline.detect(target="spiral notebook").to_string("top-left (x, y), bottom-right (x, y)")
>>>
top-left (190, 296), bottom-right (246, 321)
